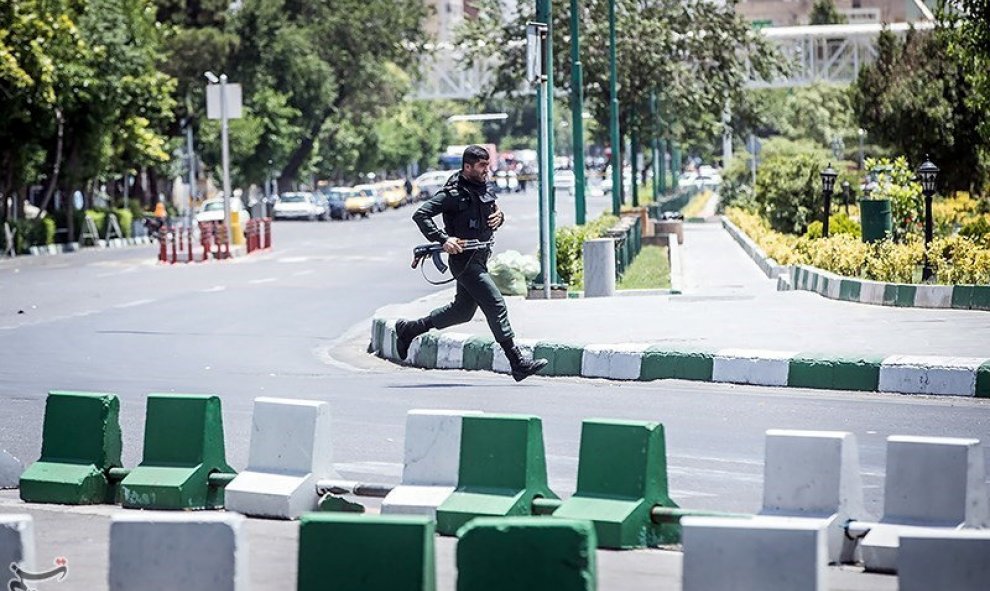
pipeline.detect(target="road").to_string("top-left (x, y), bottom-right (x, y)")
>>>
top-left (1, 183), bottom-right (987, 589)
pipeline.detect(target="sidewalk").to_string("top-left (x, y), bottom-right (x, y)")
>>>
top-left (372, 222), bottom-right (990, 396)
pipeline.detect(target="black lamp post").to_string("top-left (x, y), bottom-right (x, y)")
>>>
top-left (842, 180), bottom-right (851, 216)
top-left (917, 156), bottom-right (939, 282)
top-left (820, 163), bottom-right (838, 238)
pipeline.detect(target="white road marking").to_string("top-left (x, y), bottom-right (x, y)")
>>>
top-left (202, 285), bottom-right (227, 293)
top-left (114, 298), bottom-right (155, 309)
top-left (249, 277), bottom-right (276, 285)
top-left (293, 270), bottom-right (315, 277)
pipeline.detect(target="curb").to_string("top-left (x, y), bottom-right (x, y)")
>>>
top-left (720, 216), bottom-right (789, 281)
top-left (27, 236), bottom-right (154, 257)
top-left (369, 318), bottom-right (990, 398)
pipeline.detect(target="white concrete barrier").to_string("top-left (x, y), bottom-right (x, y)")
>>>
top-left (0, 514), bottom-right (34, 574)
top-left (682, 516), bottom-right (827, 591)
top-left (583, 238), bottom-right (616, 298)
top-left (109, 513), bottom-right (247, 591)
top-left (879, 356), bottom-right (986, 396)
top-left (436, 332), bottom-right (470, 369)
top-left (381, 409), bottom-right (481, 518)
top-left (0, 449), bottom-right (23, 489)
top-left (380, 319), bottom-right (398, 361)
top-left (760, 430), bottom-right (869, 563)
top-left (580, 343), bottom-right (647, 380)
top-left (712, 349), bottom-right (796, 386)
top-left (898, 529), bottom-right (990, 591)
top-left (225, 397), bottom-right (335, 519)
top-left (861, 435), bottom-right (988, 573)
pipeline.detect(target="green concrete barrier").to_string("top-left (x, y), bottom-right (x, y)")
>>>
top-left (639, 347), bottom-right (714, 381)
top-left (977, 362), bottom-right (990, 399)
top-left (413, 332), bottom-right (439, 368)
top-left (552, 419), bottom-right (680, 548)
top-left (298, 513), bottom-right (435, 591)
top-left (20, 391), bottom-right (123, 505)
top-left (462, 336), bottom-right (495, 371)
top-left (534, 342), bottom-right (585, 376)
top-left (456, 517), bottom-right (596, 591)
top-left (120, 394), bottom-right (235, 510)
top-left (787, 355), bottom-right (883, 392)
top-left (436, 415), bottom-right (558, 536)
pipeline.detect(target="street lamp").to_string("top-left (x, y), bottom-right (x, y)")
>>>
top-left (917, 156), bottom-right (939, 282)
top-left (820, 163), bottom-right (837, 238)
top-left (857, 128), bottom-right (866, 170)
top-left (841, 180), bottom-right (851, 216)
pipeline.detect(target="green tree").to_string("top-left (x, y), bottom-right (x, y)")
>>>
top-left (944, 0), bottom-right (990, 148)
top-left (809, 0), bottom-right (848, 25)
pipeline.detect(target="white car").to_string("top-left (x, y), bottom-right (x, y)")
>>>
top-left (494, 170), bottom-right (520, 193)
top-left (273, 192), bottom-right (325, 220)
top-left (554, 169), bottom-right (575, 192)
top-left (194, 197), bottom-right (251, 224)
top-left (414, 170), bottom-right (458, 200)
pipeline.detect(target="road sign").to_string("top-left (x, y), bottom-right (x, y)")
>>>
top-left (526, 22), bottom-right (547, 84)
top-left (206, 84), bottom-right (243, 120)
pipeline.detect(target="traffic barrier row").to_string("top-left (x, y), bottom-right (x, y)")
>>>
top-left (371, 318), bottom-right (990, 397)
top-left (244, 218), bottom-right (272, 253)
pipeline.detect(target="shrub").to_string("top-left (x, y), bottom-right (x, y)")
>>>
top-left (555, 213), bottom-right (619, 288)
top-left (804, 213), bottom-right (862, 239)
top-left (754, 151), bottom-right (822, 234)
top-left (113, 208), bottom-right (134, 238)
top-left (959, 215), bottom-right (990, 240)
top-left (1, 217), bottom-right (56, 254)
top-left (864, 156), bottom-right (923, 242)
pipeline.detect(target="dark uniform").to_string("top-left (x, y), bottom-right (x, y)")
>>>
top-left (412, 172), bottom-right (514, 343)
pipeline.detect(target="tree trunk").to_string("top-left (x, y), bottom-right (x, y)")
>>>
top-left (37, 108), bottom-right (65, 214)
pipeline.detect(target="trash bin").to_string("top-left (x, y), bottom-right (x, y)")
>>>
top-left (860, 199), bottom-right (892, 243)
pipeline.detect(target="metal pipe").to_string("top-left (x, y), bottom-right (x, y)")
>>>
top-left (208, 472), bottom-right (237, 488)
top-left (531, 497), bottom-right (563, 515)
top-left (315, 479), bottom-right (394, 499)
top-left (649, 506), bottom-right (751, 524)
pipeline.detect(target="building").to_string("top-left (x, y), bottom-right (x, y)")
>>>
top-left (735, 0), bottom-right (935, 27)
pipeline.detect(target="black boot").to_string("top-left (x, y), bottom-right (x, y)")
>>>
top-left (395, 317), bottom-right (432, 361)
top-left (501, 341), bottom-right (548, 382)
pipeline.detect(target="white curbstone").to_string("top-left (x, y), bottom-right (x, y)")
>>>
top-left (760, 430), bottom-right (869, 563)
top-left (913, 285), bottom-right (953, 309)
top-left (825, 274), bottom-right (841, 300)
top-left (0, 514), bottom-right (34, 574)
top-left (712, 349), bottom-right (796, 386)
top-left (225, 397), bottom-right (335, 519)
top-left (898, 529), bottom-right (990, 591)
top-left (580, 343), bottom-right (648, 380)
top-left (879, 355), bottom-right (986, 396)
top-left (380, 319), bottom-right (398, 361)
top-left (1, 449), bottom-right (23, 489)
top-left (682, 516), bottom-right (827, 591)
top-left (858, 280), bottom-right (885, 305)
top-left (109, 513), bottom-right (248, 591)
top-left (492, 339), bottom-right (536, 374)
top-left (436, 333), bottom-right (470, 369)
top-left (381, 409), bottom-right (482, 518)
top-left (861, 436), bottom-right (988, 573)
top-left (581, 344), bottom-right (612, 379)
top-left (370, 318), bottom-right (382, 353)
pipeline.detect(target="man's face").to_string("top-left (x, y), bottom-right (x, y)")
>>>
top-left (464, 159), bottom-right (490, 184)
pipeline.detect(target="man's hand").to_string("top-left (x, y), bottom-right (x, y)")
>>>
top-left (443, 237), bottom-right (464, 254)
top-left (488, 205), bottom-right (504, 229)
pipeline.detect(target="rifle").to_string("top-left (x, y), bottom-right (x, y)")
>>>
top-left (411, 239), bottom-right (494, 274)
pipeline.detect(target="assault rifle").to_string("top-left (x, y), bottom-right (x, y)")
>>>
top-left (411, 239), bottom-right (494, 274)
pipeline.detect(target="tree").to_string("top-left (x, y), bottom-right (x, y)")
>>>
top-left (746, 83), bottom-right (857, 148)
top-left (944, 0), bottom-right (990, 147)
top-left (809, 0), bottom-right (847, 25)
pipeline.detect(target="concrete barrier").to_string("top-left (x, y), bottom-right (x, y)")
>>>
top-left (436, 414), bottom-right (558, 536)
top-left (225, 397), bottom-right (334, 519)
top-left (20, 391), bottom-right (123, 505)
top-left (898, 529), bottom-right (990, 591)
top-left (581, 343), bottom-right (650, 380)
top-left (298, 513), bottom-right (435, 591)
top-left (121, 394), bottom-right (236, 510)
top-left (879, 355), bottom-right (987, 396)
top-left (436, 332), bottom-right (471, 369)
top-left (109, 513), bottom-right (247, 591)
top-left (553, 419), bottom-right (679, 548)
top-left (713, 349), bottom-right (796, 386)
top-left (382, 410), bottom-right (482, 518)
top-left (583, 238), bottom-right (616, 298)
top-left (1, 449), bottom-right (23, 489)
top-left (760, 430), bottom-right (869, 563)
top-left (682, 516), bottom-right (827, 591)
top-left (861, 435), bottom-right (988, 573)
top-left (457, 517), bottom-right (596, 590)
top-left (0, 514), bottom-right (35, 574)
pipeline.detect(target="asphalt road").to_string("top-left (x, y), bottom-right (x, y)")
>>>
top-left (1, 183), bottom-right (988, 589)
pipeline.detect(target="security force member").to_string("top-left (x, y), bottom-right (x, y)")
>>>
top-left (395, 145), bottom-right (548, 382)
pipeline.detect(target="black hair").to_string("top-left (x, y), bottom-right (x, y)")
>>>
top-left (462, 145), bottom-right (490, 167)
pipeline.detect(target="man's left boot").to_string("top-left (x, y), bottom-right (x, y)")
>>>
top-left (395, 317), bottom-right (432, 361)
top-left (502, 343), bottom-right (548, 382)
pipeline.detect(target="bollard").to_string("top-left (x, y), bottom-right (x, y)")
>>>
top-left (264, 217), bottom-right (272, 249)
top-left (225, 398), bottom-right (335, 519)
top-left (20, 391), bottom-right (123, 505)
top-left (552, 419), bottom-right (680, 548)
top-left (436, 414), bottom-right (558, 536)
top-left (0, 515), bottom-right (35, 575)
top-left (170, 226), bottom-right (178, 264)
top-left (381, 410), bottom-right (482, 518)
top-left (120, 394), bottom-right (236, 510)
top-left (186, 226), bottom-right (193, 262)
top-left (898, 530), bottom-right (990, 591)
top-left (158, 227), bottom-right (167, 262)
top-left (582, 238), bottom-right (616, 297)
top-left (109, 513), bottom-right (248, 591)
top-left (200, 222), bottom-right (213, 262)
top-left (456, 517), bottom-right (597, 591)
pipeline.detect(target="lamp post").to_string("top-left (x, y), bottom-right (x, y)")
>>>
top-left (528, 20), bottom-right (552, 299)
top-left (205, 70), bottom-right (233, 242)
top-left (857, 128), bottom-right (866, 170)
top-left (608, 0), bottom-right (621, 215)
top-left (917, 156), bottom-right (939, 282)
top-left (820, 163), bottom-right (837, 238)
top-left (842, 180), bottom-right (851, 216)
top-left (569, 0), bottom-right (586, 225)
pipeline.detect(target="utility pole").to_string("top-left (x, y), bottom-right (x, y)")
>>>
top-left (650, 92), bottom-right (659, 203)
top-left (528, 20), bottom-right (552, 299)
top-left (186, 120), bottom-right (196, 220)
top-left (630, 131), bottom-right (639, 207)
top-left (569, 0), bottom-right (586, 225)
top-left (609, 0), bottom-right (621, 215)
top-left (536, 0), bottom-right (557, 285)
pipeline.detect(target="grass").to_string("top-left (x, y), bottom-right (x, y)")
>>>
top-left (618, 245), bottom-right (671, 290)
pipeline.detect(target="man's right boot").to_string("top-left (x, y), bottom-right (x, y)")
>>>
top-left (503, 345), bottom-right (548, 382)
top-left (395, 318), bottom-right (432, 361)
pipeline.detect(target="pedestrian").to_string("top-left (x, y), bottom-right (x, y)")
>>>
top-left (404, 177), bottom-right (414, 204)
top-left (395, 145), bottom-right (547, 382)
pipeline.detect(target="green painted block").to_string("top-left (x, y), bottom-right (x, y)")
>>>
top-left (640, 348), bottom-right (714, 382)
top-left (534, 342), bottom-right (584, 376)
top-left (462, 336), bottom-right (495, 371)
top-left (883, 284), bottom-right (898, 306)
top-left (414, 332), bottom-right (439, 369)
top-left (788, 355), bottom-right (883, 392)
top-left (298, 513), bottom-right (435, 591)
top-left (839, 280), bottom-right (861, 302)
top-left (437, 415), bottom-right (558, 536)
top-left (552, 420), bottom-right (679, 548)
top-left (819, 276), bottom-right (829, 295)
top-left (372, 318), bottom-right (385, 353)
top-left (120, 394), bottom-right (234, 510)
top-left (976, 361), bottom-right (990, 399)
top-left (456, 517), bottom-right (596, 591)
top-left (20, 391), bottom-right (122, 505)
top-left (971, 286), bottom-right (990, 311)
top-left (896, 284), bottom-right (917, 307)
top-left (951, 286), bottom-right (973, 310)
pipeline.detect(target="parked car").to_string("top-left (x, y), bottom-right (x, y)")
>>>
top-left (376, 180), bottom-right (406, 208)
top-left (273, 192), bottom-right (326, 220)
top-left (322, 187), bottom-right (354, 220)
top-left (194, 196), bottom-right (251, 225)
top-left (345, 190), bottom-right (375, 217)
top-left (414, 170), bottom-right (458, 201)
top-left (494, 170), bottom-right (520, 193)
top-left (354, 184), bottom-right (386, 213)
top-left (554, 169), bottom-right (575, 194)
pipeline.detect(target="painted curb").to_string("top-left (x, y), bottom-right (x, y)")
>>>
top-left (720, 216), bottom-right (790, 281)
top-left (370, 317), bottom-right (990, 398)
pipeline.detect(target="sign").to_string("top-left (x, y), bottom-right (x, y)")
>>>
top-left (526, 22), bottom-right (547, 84)
top-left (206, 83), bottom-right (243, 120)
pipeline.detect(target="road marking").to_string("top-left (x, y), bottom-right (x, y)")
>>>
top-left (202, 285), bottom-right (227, 293)
top-left (114, 298), bottom-right (155, 309)
top-left (249, 277), bottom-right (276, 285)
top-left (293, 270), bottom-right (315, 277)
top-left (277, 256), bottom-right (310, 263)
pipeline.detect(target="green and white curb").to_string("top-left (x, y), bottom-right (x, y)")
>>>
top-left (370, 318), bottom-right (990, 397)
top-left (791, 265), bottom-right (990, 311)
top-left (720, 216), bottom-right (789, 280)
